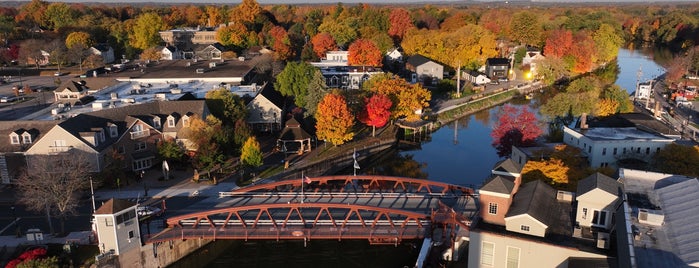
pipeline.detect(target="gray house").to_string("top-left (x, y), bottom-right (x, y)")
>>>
top-left (406, 54), bottom-right (444, 84)
top-left (485, 58), bottom-right (511, 81)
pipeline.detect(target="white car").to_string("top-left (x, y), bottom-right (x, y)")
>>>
top-left (136, 206), bottom-right (162, 217)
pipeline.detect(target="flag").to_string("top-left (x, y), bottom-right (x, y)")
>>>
top-left (303, 176), bottom-right (312, 184)
top-left (353, 149), bottom-right (360, 169)
top-left (162, 160), bottom-right (170, 172)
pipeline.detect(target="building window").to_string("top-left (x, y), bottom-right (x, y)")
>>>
top-left (9, 134), bottom-right (19, 145)
top-left (592, 210), bottom-right (608, 226)
top-left (520, 225), bottom-right (530, 232)
top-left (623, 148), bottom-right (627, 154)
top-left (167, 116), bottom-right (176, 127)
top-left (582, 208), bottom-right (588, 219)
top-left (481, 242), bottom-right (494, 266)
top-left (117, 146), bottom-right (125, 154)
top-left (602, 148), bottom-right (606, 155)
top-left (636, 148), bottom-right (640, 153)
top-left (153, 117), bottom-right (161, 129)
top-left (110, 125), bottom-right (118, 138)
top-left (100, 131), bottom-right (105, 142)
top-left (646, 147), bottom-right (650, 155)
top-left (656, 147), bottom-right (660, 153)
top-left (134, 142), bottom-right (146, 151)
top-left (105, 218), bottom-right (113, 226)
top-left (507, 247), bottom-right (520, 268)
top-left (132, 158), bottom-right (153, 171)
top-left (613, 148), bottom-right (617, 155)
top-left (588, 147), bottom-right (591, 153)
top-left (488, 203), bottom-right (498, 215)
top-left (182, 116), bottom-right (189, 127)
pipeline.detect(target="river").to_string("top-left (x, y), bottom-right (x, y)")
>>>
top-left (169, 48), bottom-right (665, 268)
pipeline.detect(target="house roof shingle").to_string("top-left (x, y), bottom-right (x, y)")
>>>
top-left (492, 158), bottom-right (522, 174)
top-left (278, 117), bottom-right (312, 141)
top-left (94, 198), bottom-right (137, 215)
top-left (577, 172), bottom-right (620, 197)
top-left (486, 58), bottom-right (510, 66)
top-left (0, 121), bottom-right (59, 152)
top-left (481, 175), bottom-right (515, 194)
top-left (259, 82), bottom-right (285, 109)
top-left (506, 180), bottom-right (560, 228)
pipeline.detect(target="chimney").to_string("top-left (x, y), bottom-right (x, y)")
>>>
top-left (580, 113), bottom-right (588, 129)
top-left (655, 102), bottom-right (661, 118)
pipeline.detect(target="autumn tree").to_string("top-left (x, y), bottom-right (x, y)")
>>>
top-left (652, 144), bottom-right (699, 178)
top-left (42, 2), bottom-right (76, 31)
top-left (388, 8), bottom-right (413, 42)
top-left (363, 73), bottom-right (431, 121)
top-left (316, 92), bottom-right (354, 145)
top-left (230, 0), bottom-right (262, 27)
top-left (240, 136), bottom-right (263, 169)
top-left (509, 11), bottom-right (542, 46)
top-left (17, 154), bottom-right (91, 234)
top-left (311, 32), bottom-right (337, 58)
top-left (595, 98), bottom-right (620, 116)
top-left (130, 12), bottom-right (165, 50)
top-left (217, 23), bottom-right (249, 51)
top-left (491, 105), bottom-right (543, 157)
top-left (65, 31), bottom-right (93, 50)
top-left (189, 116), bottom-right (227, 169)
top-left (544, 29), bottom-right (573, 59)
top-left (593, 23), bottom-right (624, 64)
top-left (401, 24), bottom-right (497, 70)
top-left (603, 85), bottom-right (634, 113)
top-left (140, 47), bottom-right (162, 61)
top-left (570, 31), bottom-right (597, 74)
top-left (158, 138), bottom-right (186, 164)
top-left (522, 158), bottom-right (570, 184)
top-left (348, 39), bottom-right (382, 67)
top-left (274, 61), bottom-right (315, 107)
top-left (205, 6), bottom-right (225, 27)
top-left (360, 94), bottom-right (392, 137)
top-left (268, 26), bottom-right (294, 61)
top-left (205, 87), bottom-right (247, 126)
top-left (46, 39), bottom-right (68, 73)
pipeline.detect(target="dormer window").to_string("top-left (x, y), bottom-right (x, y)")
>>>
top-left (100, 131), bottom-right (105, 142)
top-left (167, 116), bottom-right (175, 127)
top-left (9, 133), bottom-right (19, 145)
top-left (21, 132), bottom-right (32, 144)
top-left (109, 124), bottom-right (118, 138)
top-left (153, 117), bottom-right (161, 129)
top-left (182, 115), bottom-right (190, 127)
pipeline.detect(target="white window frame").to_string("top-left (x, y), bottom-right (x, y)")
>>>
top-left (9, 134), bottom-right (19, 145)
top-left (506, 246), bottom-right (520, 268)
top-left (520, 225), bottom-right (530, 232)
top-left (21, 132), bottom-right (32, 144)
top-left (167, 116), bottom-right (176, 127)
top-left (100, 131), bottom-right (105, 142)
top-left (153, 117), bottom-right (161, 129)
top-left (109, 125), bottom-right (118, 138)
top-left (592, 210), bottom-right (608, 226)
top-left (481, 241), bottom-right (494, 266)
top-left (182, 115), bottom-right (190, 127)
top-left (582, 208), bottom-right (588, 220)
top-left (134, 142), bottom-right (146, 152)
top-left (488, 202), bottom-right (498, 215)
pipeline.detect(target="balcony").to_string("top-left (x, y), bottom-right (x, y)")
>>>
top-left (130, 129), bottom-right (150, 139)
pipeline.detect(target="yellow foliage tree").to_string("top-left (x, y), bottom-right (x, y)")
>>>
top-left (522, 158), bottom-right (570, 185)
top-left (363, 73), bottom-right (431, 121)
top-left (595, 98), bottom-right (620, 116)
top-left (140, 47), bottom-right (162, 61)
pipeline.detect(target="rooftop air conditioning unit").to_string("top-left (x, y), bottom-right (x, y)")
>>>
top-left (638, 209), bottom-right (664, 226)
top-left (209, 62), bottom-right (216, 68)
top-left (597, 232), bottom-right (610, 249)
top-left (238, 56), bottom-right (245, 61)
top-left (110, 93), bottom-right (118, 100)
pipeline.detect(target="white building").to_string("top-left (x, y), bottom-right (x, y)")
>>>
top-left (635, 81), bottom-right (653, 100)
top-left (563, 114), bottom-right (676, 169)
top-left (575, 173), bottom-right (621, 230)
top-left (93, 199), bottom-right (142, 255)
top-left (311, 51), bottom-right (349, 67)
top-left (89, 44), bottom-right (115, 64)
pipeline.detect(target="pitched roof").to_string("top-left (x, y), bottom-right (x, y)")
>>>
top-left (258, 82), bottom-right (285, 109)
top-left (655, 179), bottom-right (699, 265)
top-left (58, 80), bottom-right (89, 92)
top-left (0, 120), bottom-right (59, 152)
top-left (94, 198), bottom-right (137, 214)
top-left (278, 117), bottom-right (312, 141)
top-left (506, 180), bottom-right (560, 228)
top-left (492, 158), bottom-right (522, 174)
top-left (406, 54), bottom-right (437, 68)
top-left (480, 175), bottom-right (515, 194)
top-left (577, 173), bottom-right (620, 197)
top-left (91, 43), bottom-right (112, 52)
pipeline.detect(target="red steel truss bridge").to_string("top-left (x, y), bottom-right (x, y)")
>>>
top-left (147, 175), bottom-right (477, 245)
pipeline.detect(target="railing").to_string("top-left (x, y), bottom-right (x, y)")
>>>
top-left (130, 129), bottom-right (150, 139)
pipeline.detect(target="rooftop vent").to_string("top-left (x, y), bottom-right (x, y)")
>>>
top-left (638, 209), bottom-right (664, 226)
top-left (556, 190), bottom-right (574, 202)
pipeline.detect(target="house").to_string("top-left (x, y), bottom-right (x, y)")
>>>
top-left (89, 44), bottom-right (116, 64)
top-left (617, 168), bottom-right (699, 267)
top-left (405, 54), bottom-right (444, 84)
top-left (54, 80), bottom-right (91, 105)
top-left (0, 121), bottom-right (58, 184)
top-left (510, 143), bottom-right (558, 168)
top-left (563, 113), bottom-right (677, 169)
top-left (244, 46), bottom-right (273, 59)
top-left (575, 173), bottom-right (621, 232)
top-left (93, 199), bottom-right (141, 256)
top-left (385, 48), bottom-right (403, 63)
top-left (463, 70), bottom-right (491, 85)
top-left (277, 117), bottom-right (313, 155)
top-left (195, 43), bottom-right (226, 60)
top-left (485, 58), bottom-right (511, 81)
top-left (160, 46), bottom-right (183, 60)
top-left (319, 66), bottom-right (383, 90)
top-left (311, 51), bottom-right (349, 67)
top-left (479, 159), bottom-right (522, 225)
top-left (522, 48), bottom-right (544, 78)
top-left (24, 100), bottom-right (209, 173)
top-left (635, 80), bottom-right (653, 100)
top-left (26, 50), bottom-right (50, 66)
top-left (246, 83), bottom-right (285, 133)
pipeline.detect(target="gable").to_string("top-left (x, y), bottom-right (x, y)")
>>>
top-left (577, 188), bottom-right (618, 204)
top-left (25, 126), bottom-right (98, 154)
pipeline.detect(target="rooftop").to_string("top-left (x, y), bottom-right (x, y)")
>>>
top-left (579, 113), bottom-right (680, 138)
top-left (618, 168), bottom-right (699, 267)
top-left (578, 127), bottom-right (672, 141)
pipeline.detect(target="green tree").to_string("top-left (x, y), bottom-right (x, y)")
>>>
top-left (240, 136), bottom-right (263, 168)
top-left (233, 119), bottom-right (252, 148)
top-left (593, 23), bottom-right (624, 64)
top-left (274, 61), bottom-right (315, 107)
top-left (318, 17), bottom-right (357, 47)
top-left (205, 88), bottom-right (247, 126)
top-left (190, 116), bottom-right (226, 170)
top-left (42, 2), bottom-right (76, 30)
top-left (158, 138), bottom-right (185, 163)
top-left (304, 69), bottom-right (328, 117)
top-left (603, 85), bottom-right (634, 113)
top-left (316, 92), bottom-right (354, 145)
top-left (652, 143), bottom-right (699, 178)
top-left (130, 12), bottom-right (165, 50)
top-left (217, 23), bottom-right (249, 51)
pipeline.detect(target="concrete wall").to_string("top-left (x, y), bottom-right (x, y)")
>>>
top-left (136, 238), bottom-right (214, 268)
top-left (468, 230), bottom-right (608, 268)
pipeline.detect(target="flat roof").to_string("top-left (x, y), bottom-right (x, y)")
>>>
top-left (619, 168), bottom-right (699, 267)
top-left (98, 59), bottom-right (254, 82)
top-left (579, 127), bottom-right (672, 141)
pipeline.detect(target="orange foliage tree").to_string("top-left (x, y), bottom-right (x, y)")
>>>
top-left (363, 74), bottom-right (431, 121)
top-left (311, 32), bottom-right (337, 58)
top-left (544, 29), bottom-right (573, 58)
top-left (269, 26), bottom-right (294, 61)
top-left (570, 31), bottom-right (596, 74)
top-left (388, 8), bottom-right (413, 42)
top-left (359, 94), bottom-right (392, 137)
top-left (348, 38), bottom-right (382, 67)
top-left (316, 92), bottom-right (355, 146)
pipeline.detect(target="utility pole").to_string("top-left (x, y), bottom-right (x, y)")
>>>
top-left (456, 60), bottom-right (461, 97)
top-left (635, 65), bottom-right (642, 101)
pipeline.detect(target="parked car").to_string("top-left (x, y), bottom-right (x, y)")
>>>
top-left (1, 96), bottom-right (17, 103)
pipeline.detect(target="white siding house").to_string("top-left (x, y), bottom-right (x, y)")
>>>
top-left (93, 199), bottom-right (141, 256)
top-left (576, 173), bottom-right (621, 230)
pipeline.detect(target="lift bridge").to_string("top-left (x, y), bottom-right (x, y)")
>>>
top-left (146, 175), bottom-right (477, 245)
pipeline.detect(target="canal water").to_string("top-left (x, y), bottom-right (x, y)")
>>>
top-left (170, 48), bottom-right (665, 267)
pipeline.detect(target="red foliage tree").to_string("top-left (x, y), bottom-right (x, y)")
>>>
top-left (348, 39), bottom-right (382, 67)
top-left (570, 31), bottom-right (596, 74)
top-left (311, 32), bottom-right (337, 59)
top-left (269, 26), bottom-right (294, 61)
top-left (491, 104), bottom-right (543, 157)
top-left (544, 29), bottom-right (573, 58)
top-left (359, 94), bottom-right (392, 137)
top-left (388, 8), bottom-right (413, 42)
